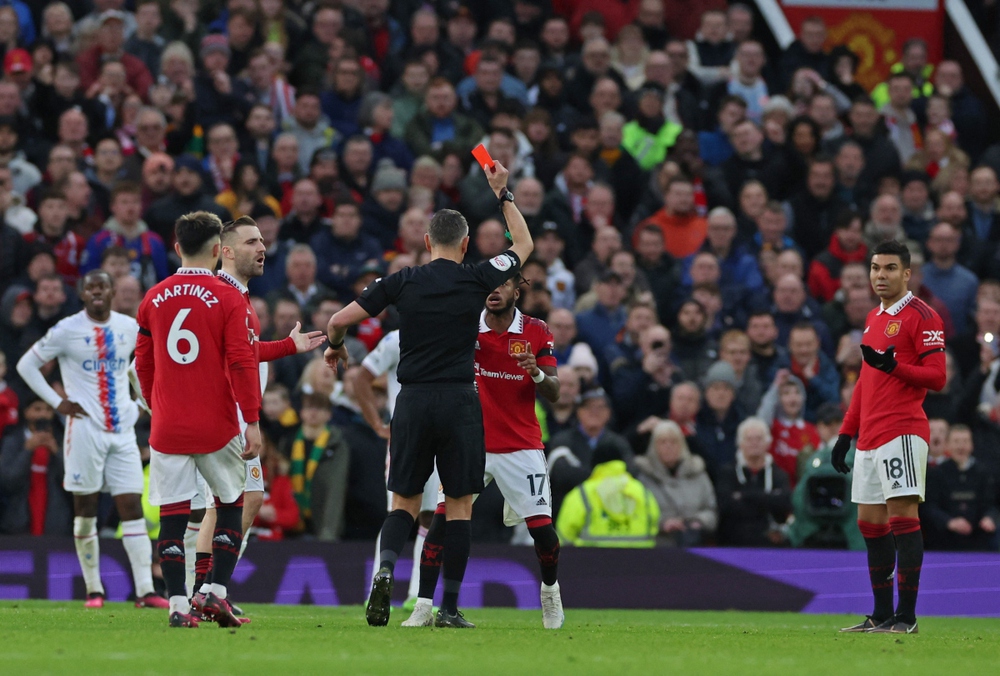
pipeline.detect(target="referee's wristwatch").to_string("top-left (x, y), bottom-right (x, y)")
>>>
top-left (497, 187), bottom-right (514, 205)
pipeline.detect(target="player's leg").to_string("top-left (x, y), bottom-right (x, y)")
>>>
top-left (195, 436), bottom-right (249, 627)
top-left (148, 448), bottom-right (200, 627)
top-left (368, 389), bottom-right (434, 626)
top-left (492, 450), bottom-right (563, 629)
top-left (72, 492), bottom-right (105, 606)
top-left (433, 389), bottom-right (486, 629)
top-left (841, 448), bottom-right (894, 632)
top-left (106, 431), bottom-right (167, 608)
top-left (402, 500), bottom-right (445, 627)
top-left (406, 465), bottom-right (440, 607)
top-left (185, 475), bottom-right (209, 597)
top-left (372, 446), bottom-right (392, 584)
top-left (64, 417), bottom-right (107, 606)
top-left (871, 435), bottom-right (927, 633)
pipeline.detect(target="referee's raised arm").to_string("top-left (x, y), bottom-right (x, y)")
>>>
top-left (485, 161), bottom-right (534, 265)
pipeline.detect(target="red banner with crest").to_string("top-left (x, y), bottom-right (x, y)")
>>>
top-left (780, 0), bottom-right (944, 91)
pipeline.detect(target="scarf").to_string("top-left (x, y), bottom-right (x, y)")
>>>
top-left (29, 444), bottom-right (50, 535)
top-left (289, 427), bottom-right (330, 518)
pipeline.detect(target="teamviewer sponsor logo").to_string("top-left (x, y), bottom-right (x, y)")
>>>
top-left (478, 368), bottom-right (525, 381)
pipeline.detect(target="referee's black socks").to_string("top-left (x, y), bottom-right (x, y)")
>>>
top-left (890, 516), bottom-right (924, 625)
top-left (441, 519), bottom-right (472, 614)
top-left (858, 520), bottom-right (895, 622)
top-left (379, 509), bottom-right (415, 573)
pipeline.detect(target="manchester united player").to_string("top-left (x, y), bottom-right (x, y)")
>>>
top-left (189, 216), bottom-right (325, 612)
top-left (17, 270), bottom-right (168, 610)
top-left (135, 211), bottom-right (263, 628)
top-left (833, 240), bottom-right (946, 635)
top-left (402, 274), bottom-right (564, 629)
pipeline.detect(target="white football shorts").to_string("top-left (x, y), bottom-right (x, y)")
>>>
top-left (149, 435), bottom-right (246, 506)
top-left (852, 434), bottom-right (928, 505)
top-left (438, 449), bottom-right (552, 525)
top-left (62, 415), bottom-right (144, 496)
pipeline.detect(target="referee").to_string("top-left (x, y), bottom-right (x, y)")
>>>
top-left (324, 161), bottom-right (533, 628)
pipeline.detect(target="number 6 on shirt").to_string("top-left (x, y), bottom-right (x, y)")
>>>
top-left (167, 308), bottom-right (200, 364)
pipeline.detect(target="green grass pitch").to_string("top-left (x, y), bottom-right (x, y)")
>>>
top-left (3, 601), bottom-right (1000, 675)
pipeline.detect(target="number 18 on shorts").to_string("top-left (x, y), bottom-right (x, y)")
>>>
top-left (851, 435), bottom-right (928, 504)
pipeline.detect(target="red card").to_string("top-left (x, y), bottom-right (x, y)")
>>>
top-left (471, 143), bottom-right (495, 171)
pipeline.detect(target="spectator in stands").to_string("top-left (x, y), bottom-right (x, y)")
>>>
top-left (556, 436), bottom-right (659, 548)
top-left (807, 210), bottom-right (867, 303)
top-left (722, 119), bottom-right (790, 202)
top-left (871, 38), bottom-right (933, 109)
top-left (922, 425), bottom-right (998, 551)
top-left (699, 95), bottom-right (746, 168)
top-left (788, 156), bottom-right (848, 260)
top-left (966, 166), bottom-right (1000, 245)
top-left (718, 329), bottom-right (764, 417)
top-left (311, 200), bottom-right (382, 303)
top-left (549, 387), bottom-right (633, 515)
top-left (776, 322), bottom-right (840, 421)
top-left (622, 83), bottom-right (682, 171)
top-left (708, 40), bottom-right (770, 123)
top-left (404, 77), bottom-right (483, 157)
top-left (279, 178), bottom-right (328, 244)
top-left (635, 419), bottom-right (717, 546)
top-left (864, 194), bottom-right (909, 249)
top-left (637, 178), bottom-right (708, 259)
top-left (144, 154), bottom-right (229, 244)
top-left (81, 182), bottom-right (166, 289)
top-left (780, 16), bottom-right (830, 90)
top-left (686, 10), bottom-right (734, 87)
top-left (78, 11), bottom-right (153, 101)
top-left (567, 37), bottom-right (626, 112)
top-left (22, 190), bottom-right (84, 286)
top-left (281, 392), bottom-right (350, 541)
top-left (923, 222), bottom-right (978, 335)
top-left (696, 360), bottom-right (745, 478)
top-left (0, 396), bottom-right (72, 535)
top-left (845, 97), bottom-right (901, 188)
top-left (573, 225), bottom-right (621, 296)
top-left (575, 270), bottom-right (628, 375)
top-left (756, 370), bottom-right (820, 488)
top-left (716, 417), bottom-right (793, 546)
top-left (215, 160), bottom-right (282, 220)
top-left (275, 244), bottom-right (332, 311)
top-left (284, 89), bottom-right (337, 175)
top-left (193, 33), bottom-right (250, 131)
top-left (613, 323), bottom-right (682, 430)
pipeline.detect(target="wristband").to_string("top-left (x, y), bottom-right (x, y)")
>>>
top-left (531, 370), bottom-right (545, 383)
top-left (330, 339), bottom-right (344, 350)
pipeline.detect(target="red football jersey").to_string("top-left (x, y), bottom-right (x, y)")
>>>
top-left (0, 382), bottom-right (18, 440)
top-left (840, 292), bottom-right (946, 450)
top-left (475, 309), bottom-right (557, 454)
top-left (218, 271), bottom-right (295, 369)
top-left (769, 418), bottom-right (820, 489)
top-left (136, 268), bottom-right (261, 455)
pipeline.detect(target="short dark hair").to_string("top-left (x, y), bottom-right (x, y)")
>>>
top-left (110, 180), bottom-right (141, 202)
top-left (175, 211), bottom-right (224, 256)
top-left (101, 245), bottom-right (129, 263)
top-left (428, 209), bottom-right (469, 246)
top-left (37, 188), bottom-right (66, 206)
top-left (300, 392), bottom-right (332, 412)
top-left (872, 239), bottom-right (911, 269)
top-left (790, 321), bottom-right (818, 338)
top-left (221, 216), bottom-right (257, 244)
top-left (833, 209), bottom-right (861, 230)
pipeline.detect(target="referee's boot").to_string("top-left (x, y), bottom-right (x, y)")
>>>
top-left (434, 608), bottom-right (475, 628)
top-left (366, 567), bottom-right (394, 627)
top-left (839, 616), bottom-right (882, 632)
top-left (867, 615), bottom-right (919, 634)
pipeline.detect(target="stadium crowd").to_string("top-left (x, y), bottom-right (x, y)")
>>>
top-left (1, 0), bottom-right (1000, 553)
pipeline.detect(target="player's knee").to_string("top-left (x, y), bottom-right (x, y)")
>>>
top-left (115, 494), bottom-right (144, 521)
top-left (189, 508), bottom-right (206, 523)
top-left (72, 493), bottom-right (100, 517)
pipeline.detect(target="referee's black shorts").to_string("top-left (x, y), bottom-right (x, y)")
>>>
top-left (388, 383), bottom-right (485, 499)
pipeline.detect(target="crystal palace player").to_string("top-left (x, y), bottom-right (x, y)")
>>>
top-left (135, 211), bottom-right (262, 628)
top-left (17, 270), bottom-right (168, 610)
top-left (833, 240), bottom-right (946, 635)
top-left (402, 275), bottom-right (564, 629)
top-left (189, 216), bottom-right (325, 611)
top-left (325, 160), bottom-right (533, 628)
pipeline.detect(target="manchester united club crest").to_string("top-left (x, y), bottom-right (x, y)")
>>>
top-left (250, 466), bottom-right (261, 480)
top-left (885, 320), bottom-right (902, 337)
top-left (509, 339), bottom-right (530, 357)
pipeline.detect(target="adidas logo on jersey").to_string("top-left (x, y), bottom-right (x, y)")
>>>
top-left (891, 481), bottom-right (902, 490)
top-left (213, 533), bottom-right (234, 546)
top-left (536, 497), bottom-right (547, 506)
top-left (161, 545), bottom-right (183, 556)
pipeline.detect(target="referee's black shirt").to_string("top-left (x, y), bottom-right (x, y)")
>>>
top-left (355, 250), bottom-right (522, 385)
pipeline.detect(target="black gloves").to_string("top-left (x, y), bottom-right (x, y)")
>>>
top-left (860, 344), bottom-right (897, 373)
top-left (831, 434), bottom-right (852, 474)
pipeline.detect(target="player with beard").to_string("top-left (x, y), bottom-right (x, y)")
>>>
top-left (402, 275), bottom-right (564, 629)
top-left (189, 216), bottom-right (326, 617)
top-left (18, 270), bottom-right (168, 610)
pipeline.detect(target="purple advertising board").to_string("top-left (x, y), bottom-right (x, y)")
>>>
top-left (2, 537), bottom-right (999, 616)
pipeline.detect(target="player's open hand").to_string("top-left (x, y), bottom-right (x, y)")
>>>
top-left (324, 344), bottom-right (350, 371)
top-left (57, 399), bottom-right (88, 419)
top-left (484, 160), bottom-right (510, 197)
top-left (289, 321), bottom-right (327, 354)
top-left (514, 348), bottom-right (540, 378)
top-left (243, 422), bottom-right (262, 460)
